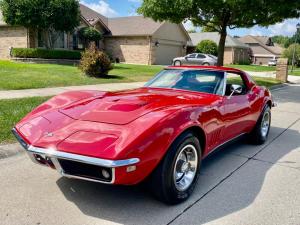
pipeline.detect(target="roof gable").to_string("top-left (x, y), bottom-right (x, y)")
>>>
top-left (188, 32), bottom-right (248, 48)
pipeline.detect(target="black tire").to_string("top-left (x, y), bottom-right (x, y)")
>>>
top-left (174, 60), bottom-right (181, 66)
top-left (250, 105), bottom-right (271, 145)
top-left (203, 62), bottom-right (210, 66)
top-left (148, 131), bottom-right (201, 204)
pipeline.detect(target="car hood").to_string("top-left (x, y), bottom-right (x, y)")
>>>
top-left (58, 87), bottom-right (219, 125)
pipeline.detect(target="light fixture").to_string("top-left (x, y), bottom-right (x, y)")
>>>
top-left (154, 41), bottom-right (160, 47)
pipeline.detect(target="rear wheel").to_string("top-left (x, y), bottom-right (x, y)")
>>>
top-left (203, 62), bottom-right (210, 66)
top-left (148, 132), bottom-right (201, 204)
top-left (250, 105), bottom-right (271, 144)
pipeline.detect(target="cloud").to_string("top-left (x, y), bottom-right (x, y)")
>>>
top-left (80, 0), bottom-right (118, 17)
top-left (268, 19), bottom-right (299, 36)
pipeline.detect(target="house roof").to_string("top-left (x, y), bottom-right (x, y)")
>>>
top-left (79, 3), bottom-right (108, 27)
top-left (238, 35), bottom-right (283, 56)
top-left (188, 32), bottom-right (249, 49)
top-left (107, 16), bottom-right (164, 36)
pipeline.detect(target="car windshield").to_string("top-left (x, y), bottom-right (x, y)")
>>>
top-left (145, 69), bottom-right (225, 95)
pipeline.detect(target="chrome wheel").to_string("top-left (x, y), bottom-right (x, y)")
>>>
top-left (173, 144), bottom-right (198, 191)
top-left (261, 111), bottom-right (270, 137)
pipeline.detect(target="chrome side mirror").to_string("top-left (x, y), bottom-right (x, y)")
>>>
top-left (228, 84), bottom-right (243, 98)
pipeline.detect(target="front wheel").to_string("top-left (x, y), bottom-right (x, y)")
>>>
top-left (148, 132), bottom-right (201, 204)
top-left (250, 105), bottom-right (271, 144)
top-left (203, 62), bottom-right (210, 66)
top-left (174, 60), bottom-right (181, 66)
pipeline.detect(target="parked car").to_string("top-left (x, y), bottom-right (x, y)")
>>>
top-left (268, 59), bottom-right (277, 66)
top-left (173, 53), bottom-right (217, 66)
top-left (13, 66), bottom-right (275, 204)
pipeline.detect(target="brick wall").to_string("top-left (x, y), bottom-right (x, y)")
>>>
top-left (0, 26), bottom-right (28, 59)
top-left (104, 36), bottom-right (150, 64)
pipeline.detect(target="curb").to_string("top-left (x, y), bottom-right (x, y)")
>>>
top-left (0, 143), bottom-right (25, 160)
top-left (269, 83), bottom-right (289, 91)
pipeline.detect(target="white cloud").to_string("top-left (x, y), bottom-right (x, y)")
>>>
top-left (80, 0), bottom-right (118, 17)
top-left (268, 19), bottom-right (299, 36)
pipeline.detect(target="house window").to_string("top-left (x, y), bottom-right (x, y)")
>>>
top-left (38, 30), bottom-right (65, 49)
top-left (72, 33), bottom-right (84, 50)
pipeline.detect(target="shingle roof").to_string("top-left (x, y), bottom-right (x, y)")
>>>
top-left (188, 32), bottom-right (249, 49)
top-left (238, 35), bottom-right (283, 55)
top-left (79, 3), bottom-right (108, 27)
top-left (107, 16), bottom-right (164, 36)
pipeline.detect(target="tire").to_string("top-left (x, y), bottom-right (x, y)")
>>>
top-left (250, 105), bottom-right (271, 145)
top-left (203, 62), bottom-right (210, 66)
top-left (148, 131), bottom-right (201, 204)
top-left (174, 60), bottom-right (181, 66)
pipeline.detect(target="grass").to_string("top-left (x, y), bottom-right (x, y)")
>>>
top-left (289, 69), bottom-right (300, 76)
top-left (0, 60), bottom-right (163, 90)
top-left (225, 64), bottom-right (276, 72)
top-left (0, 75), bottom-right (281, 144)
top-left (0, 96), bottom-right (50, 144)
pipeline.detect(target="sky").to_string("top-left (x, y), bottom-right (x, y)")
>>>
top-left (80, 0), bottom-right (300, 37)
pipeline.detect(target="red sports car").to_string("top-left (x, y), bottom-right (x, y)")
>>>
top-left (13, 66), bottom-right (275, 204)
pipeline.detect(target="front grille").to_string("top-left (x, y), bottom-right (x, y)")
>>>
top-left (58, 159), bottom-right (113, 182)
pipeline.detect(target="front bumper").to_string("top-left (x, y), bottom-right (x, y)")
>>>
top-left (12, 128), bottom-right (140, 184)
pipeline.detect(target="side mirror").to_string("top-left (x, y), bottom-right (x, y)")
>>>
top-left (228, 84), bottom-right (243, 98)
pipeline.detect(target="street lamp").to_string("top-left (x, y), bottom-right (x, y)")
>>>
top-left (291, 23), bottom-right (300, 72)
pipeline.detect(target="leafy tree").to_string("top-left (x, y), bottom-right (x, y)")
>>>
top-left (272, 35), bottom-right (291, 48)
top-left (138, 0), bottom-right (300, 66)
top-left (78, 27), bottom-right (103, 48)
top-left (283, 43), bottom-right (300, 66)
top-left (196, 40), bottom-right (218, 56)
top-left (0, 0), bottom-right (80, 49)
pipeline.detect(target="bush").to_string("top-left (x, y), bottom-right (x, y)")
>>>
top-left (79, 43), bottom-right (113, 77)
top-left (195, 40), bottom-right (218, 56)
top-left (78, 27), bottom-right (102, 42)
top-left (11, 48), bottom-right (81, 60)
top-left (236, 58), bottom-right (251, 65)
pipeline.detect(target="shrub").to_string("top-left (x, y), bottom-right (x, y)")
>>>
top-left (11, 48), bottom-right (81, 60)
top-left (79, 43), bottom-right (113, 77)
top-left (236, 58), bottom-right (251, 65)
top-left (195, 40), bottom-right (218, 56)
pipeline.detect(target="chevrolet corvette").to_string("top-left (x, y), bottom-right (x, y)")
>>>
top-left (13, 66), bottom-right (275, 204)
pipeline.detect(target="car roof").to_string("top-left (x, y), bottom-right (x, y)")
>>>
top-left (167, 65), bottom-right (244, 73)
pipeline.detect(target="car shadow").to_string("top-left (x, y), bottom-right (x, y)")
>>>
top-left (56, 125), bottom-right (299, 225)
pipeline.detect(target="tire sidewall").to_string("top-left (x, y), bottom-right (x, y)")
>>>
top-left (161, 132), bottom-right (201, 204)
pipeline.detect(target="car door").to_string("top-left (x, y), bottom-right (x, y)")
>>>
top-left (184, 53), bottom-right (198, 65)
top-left (221, 72), bottom-right (254, 141)
top-left (196, 54), bottom-right (206, 65)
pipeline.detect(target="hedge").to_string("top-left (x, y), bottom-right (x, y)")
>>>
top-left (11, 48), bottom-right (82, 60)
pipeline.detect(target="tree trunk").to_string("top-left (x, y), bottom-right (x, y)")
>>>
top-left (217, 27), bottom-right (227, 66)
top-left (42, 30), bottom-right (51, 49)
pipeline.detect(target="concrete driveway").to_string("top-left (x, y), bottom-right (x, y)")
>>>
top-left (0, 84), bottom-right (299, 225)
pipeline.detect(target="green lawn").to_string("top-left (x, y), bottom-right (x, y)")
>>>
top-left (0, 96), bottom-right (50, 144)
top-left (289, 69), bottom-right (300, 76)
top-left (225, 64), bottom-right (276, 72)
top-left (0, 75), bottom-right (281, 144)
top-left (0, 60), bottom-right (163, 90)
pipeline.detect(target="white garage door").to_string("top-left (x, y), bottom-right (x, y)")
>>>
top-left (154, 43), bottom-right (182, 65)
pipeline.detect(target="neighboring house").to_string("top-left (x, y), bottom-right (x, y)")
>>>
top-left (0, 4), bottom-right (190, 65)
top-left (238, 35), bottom-right (283, 65)
top-left (188, 32), bottom-right (250, 64)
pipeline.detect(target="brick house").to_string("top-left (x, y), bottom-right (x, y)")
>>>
top-left (187, 32), bottom-right (250, 64)
top-left (238, 35), bottom-right (283, 65)
top-left (0, 4), bottom-right (190, 65)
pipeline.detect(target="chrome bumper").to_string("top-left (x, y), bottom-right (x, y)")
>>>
top-left (12, 128), bottom-right (139, 184)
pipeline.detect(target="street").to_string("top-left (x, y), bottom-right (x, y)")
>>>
top-left (0, 84), bottom-right (300, 225)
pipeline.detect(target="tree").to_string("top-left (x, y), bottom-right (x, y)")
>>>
top-left (196, 40), bottom-right (218, 56)
top-left (272, 35), bottom-right (291, 48)
top-left (138, 0), bottom-right (300, 66)
top-left (0, 0), bottom-right (80, 49)
top-left (283, 44), bottom-right (300, 66)
top-left (78, 27), bottom-right (103, 48)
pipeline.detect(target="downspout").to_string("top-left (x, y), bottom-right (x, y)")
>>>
top-left (148, 36), bottom-right (152, 65)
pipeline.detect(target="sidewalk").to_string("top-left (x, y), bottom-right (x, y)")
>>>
top-left (0, 82), bottom-right (145, 100)
top-left (245, 70), bottom-right (300, 83)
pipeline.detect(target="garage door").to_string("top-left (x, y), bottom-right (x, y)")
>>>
top-left (154, 43), bottom-right (182, 65)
